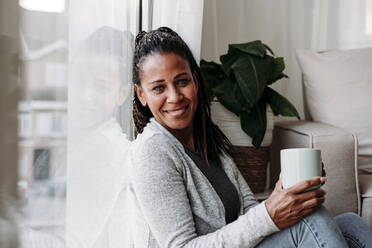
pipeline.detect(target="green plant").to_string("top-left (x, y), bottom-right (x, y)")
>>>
top-left (200, 40), bottom-right (300, 148)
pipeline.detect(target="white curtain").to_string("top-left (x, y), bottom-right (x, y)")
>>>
top-left (201, 0), bottom-right (372, 118)
top-left (152, 0), bottom-right (204, 62)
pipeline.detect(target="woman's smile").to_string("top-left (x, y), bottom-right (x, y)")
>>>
top-left (163, 104), bottom-right (189, 117)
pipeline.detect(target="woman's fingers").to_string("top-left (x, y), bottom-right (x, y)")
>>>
top-left (296, 189), bottom-right (326, 203)
top-left (301, 196), bottom-right (326, 209)
top-left (298, 207), bottom-right (314, 219)
top-left (287, 197), bottom-right (323, 222)
top-left (287, 176), bottom-right (327, 194)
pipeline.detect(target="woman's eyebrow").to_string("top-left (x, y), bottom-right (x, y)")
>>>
top-left (150, 79), bottom-right (164, 84)
top-left (174, 72), bottom-right (188, 79)
top-left (149, 72), bottom-right (188, 84)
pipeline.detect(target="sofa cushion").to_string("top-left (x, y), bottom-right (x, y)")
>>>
top-left (296, 48), bottom-right (372, 173)
top-left (359, 174), bottom-right (372, 197)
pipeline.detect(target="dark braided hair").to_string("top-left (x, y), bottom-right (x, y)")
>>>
top-left (133, 27), bottom-right (232, 166)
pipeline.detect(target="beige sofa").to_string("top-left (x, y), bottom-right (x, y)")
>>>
top-left (269, 47), bottom-right (372, 228)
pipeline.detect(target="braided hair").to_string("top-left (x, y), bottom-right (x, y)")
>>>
top-left (132, 27), bottom-right (232, 166)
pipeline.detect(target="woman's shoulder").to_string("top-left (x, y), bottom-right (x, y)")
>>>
top-left (130, 122), bottom-right (180, 162)
top-left (128, 122), bottom-right (185, 180)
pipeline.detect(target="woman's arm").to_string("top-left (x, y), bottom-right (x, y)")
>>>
top-left (130, 142), bottom-right (278, 248)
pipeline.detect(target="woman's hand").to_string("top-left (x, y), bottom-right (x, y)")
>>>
top-left (265, 176), bottom-right (327, 230)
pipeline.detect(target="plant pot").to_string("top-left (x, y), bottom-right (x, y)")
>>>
top-left (230, 146), bottom-right (270, 193)
top-left (211, 101), bottom-right (274, 146)
top-left (211, 101), bottom-right (273, 193)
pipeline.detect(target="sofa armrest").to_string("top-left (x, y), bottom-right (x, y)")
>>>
top-left (269, 120), bottom-right (361, 216)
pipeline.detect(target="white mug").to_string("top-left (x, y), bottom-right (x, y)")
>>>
top-left (280, 148), bottom-right (322, 189)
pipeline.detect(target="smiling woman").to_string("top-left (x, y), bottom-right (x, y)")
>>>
top-left (127, 27), bottom-right (372, 248)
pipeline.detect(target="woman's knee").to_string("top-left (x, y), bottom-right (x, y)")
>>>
top-left (335, 212), bottom-right (360, 224)
top-left (334, 212), bottom-right (372, 248)
top-left (334, 212), bottom-right (369, 231)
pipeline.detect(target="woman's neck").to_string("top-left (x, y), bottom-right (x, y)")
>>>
top-left (167, 124), bottom-right (195, 151)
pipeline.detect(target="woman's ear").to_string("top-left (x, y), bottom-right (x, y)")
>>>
top-left (134, 84), bottom-right (147, 107)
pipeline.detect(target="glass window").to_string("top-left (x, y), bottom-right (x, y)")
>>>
top-left (15, 0), bottom-right (139, 247)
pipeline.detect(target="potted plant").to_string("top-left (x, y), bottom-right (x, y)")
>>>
top-left (200, 40), bottom-right (300, 193)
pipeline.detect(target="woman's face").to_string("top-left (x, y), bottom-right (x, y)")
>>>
top-left (71, 56), bottom-right (128, 129)
top-left (135, 52), bottom-right (198, 136)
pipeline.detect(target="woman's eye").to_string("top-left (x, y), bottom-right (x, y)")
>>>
top-left (177, 78), bottom-right (190, 86)
top-left (152, 85), bottom-right (164, 93)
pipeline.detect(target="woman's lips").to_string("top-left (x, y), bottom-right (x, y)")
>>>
top-left (164, 105), bottom-right (189, 117)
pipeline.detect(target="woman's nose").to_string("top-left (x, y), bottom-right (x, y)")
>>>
top-left (167, 87), bottom-right (183, 103)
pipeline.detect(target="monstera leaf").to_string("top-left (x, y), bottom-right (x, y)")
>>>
top-left (230, 54), bottom-right (274, 108)
top-left (267, 57), bottom-right (288, 85)
top-left (200, 40), bottom-right (300, 148)
top-left (264, 87), bottom-right (299, 118)
top-left (213, 78), bottom-right (242, 115)
top-left (199, 60), bottom-right (226, 101)
top-left (240, 99), bottom-right (267, 148)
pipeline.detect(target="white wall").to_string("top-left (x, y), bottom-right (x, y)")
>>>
top-left (201, 0), bottom-right (372, 119)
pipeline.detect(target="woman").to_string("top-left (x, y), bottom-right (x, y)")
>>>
top-left (128, 27), bottom-right (372, 248)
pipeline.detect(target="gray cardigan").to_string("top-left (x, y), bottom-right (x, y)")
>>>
top-left (128, 118), bottom-right (279, 248)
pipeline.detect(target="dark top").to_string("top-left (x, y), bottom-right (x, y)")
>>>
top-left (183, 145), bottom-right (241, 224)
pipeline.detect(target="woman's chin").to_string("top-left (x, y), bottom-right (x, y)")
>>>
top-left (162, 120), bottom-right (193, 133)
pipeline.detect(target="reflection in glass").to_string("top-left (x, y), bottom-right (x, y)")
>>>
top-left (16, 0), bottom-right (137, 246)
top-left (67, 26), bottom-right (133, 248)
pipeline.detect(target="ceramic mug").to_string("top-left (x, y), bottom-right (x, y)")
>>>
top-left (280, 148), bottom-right (322, 190)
